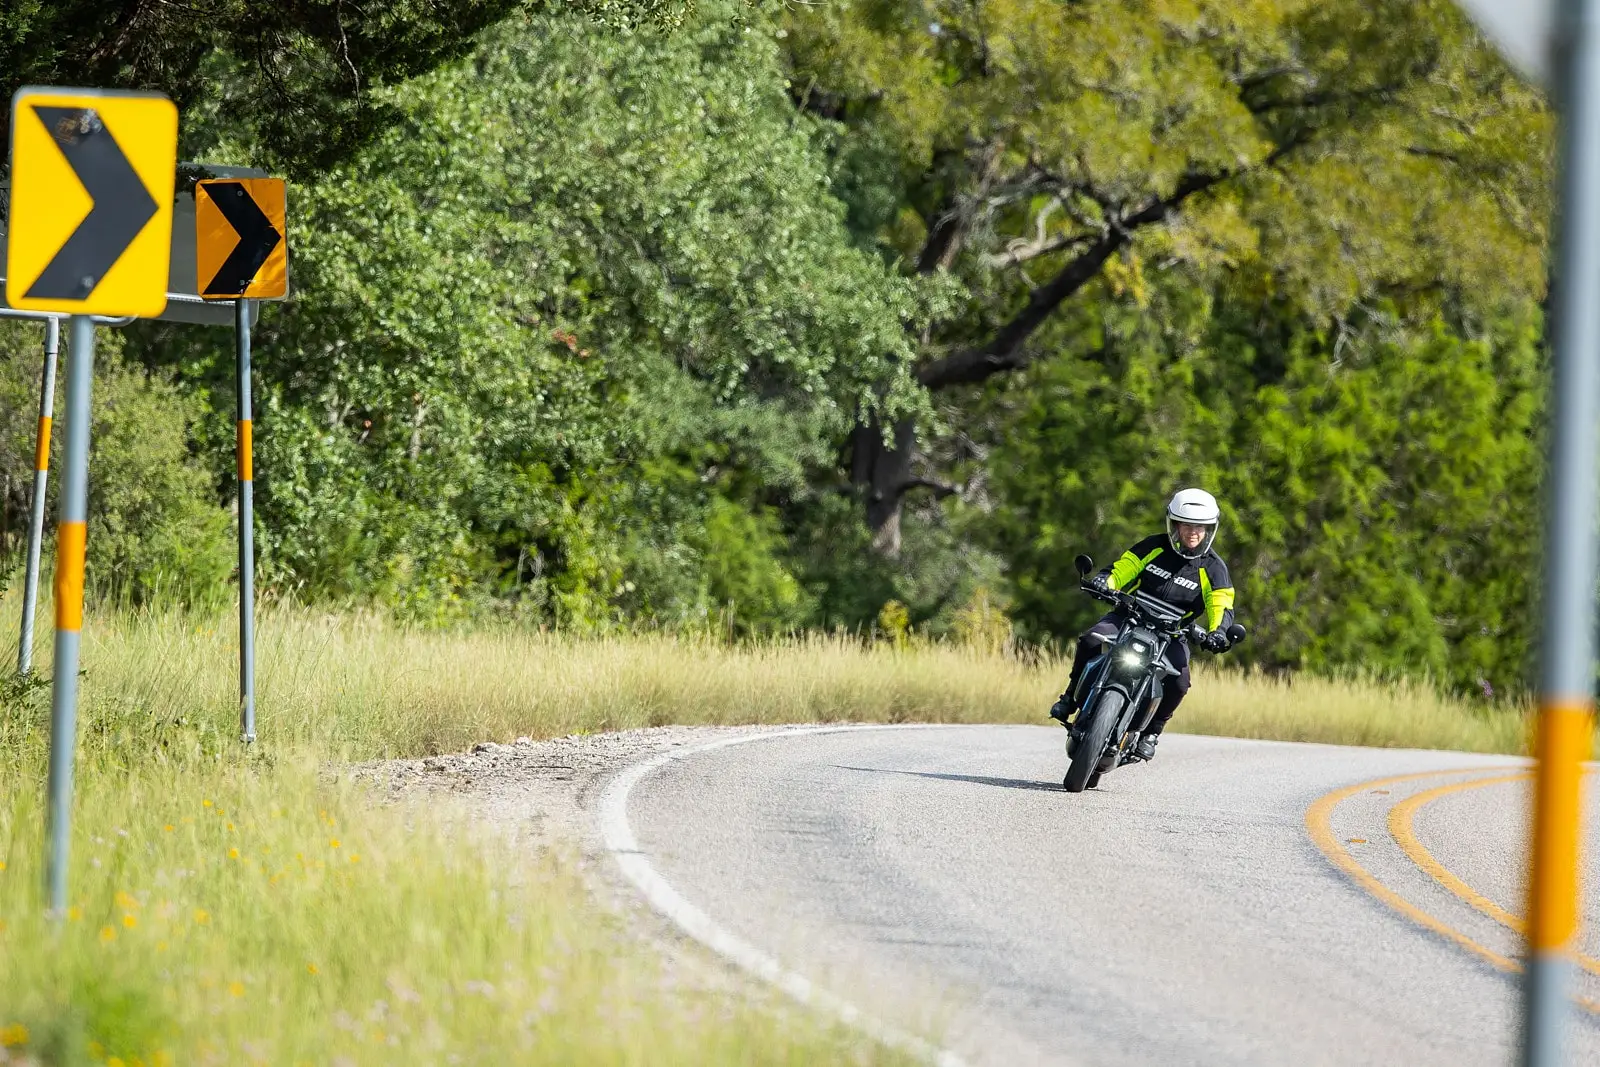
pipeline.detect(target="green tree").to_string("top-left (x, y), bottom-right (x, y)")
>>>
top-left (127, 3), bottom-right (933, 629)
top-left (782, 0), bottom-right (1551, 551)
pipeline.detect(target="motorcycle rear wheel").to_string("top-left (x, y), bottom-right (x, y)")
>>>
top-left (1064, 691), bottom-right (1123, 793)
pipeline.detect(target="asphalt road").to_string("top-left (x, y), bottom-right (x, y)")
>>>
top-left (614, 725), bottom-right (1600, 1066)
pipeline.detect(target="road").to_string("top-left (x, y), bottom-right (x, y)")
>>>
top-left (606, 724), bottom-right (1600, 1066)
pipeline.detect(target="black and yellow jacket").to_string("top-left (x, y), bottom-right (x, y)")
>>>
top-left (1103, 533), bottom-right (1236, 633)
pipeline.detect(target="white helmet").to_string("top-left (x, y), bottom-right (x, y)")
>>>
top-left (1167, 488), bottom-right (1220, 558)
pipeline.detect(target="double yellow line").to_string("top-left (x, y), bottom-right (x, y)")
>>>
top-left (1306, 768), bottom-right (1600, 1011)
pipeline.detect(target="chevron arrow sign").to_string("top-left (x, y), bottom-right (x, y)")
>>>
top-left (196, 177), bottom-right (288, 300)
top-left (4, 87), bottom-right (178, 317)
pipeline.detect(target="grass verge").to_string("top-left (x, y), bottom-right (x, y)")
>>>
top-left (3, 604), bottom-right (1529, 761)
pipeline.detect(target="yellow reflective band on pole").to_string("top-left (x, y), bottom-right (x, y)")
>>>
top-left (1528, 701), bottom-right (1594, 951)
top-left (237, 419), bottom-right (253, 483)
top-left (34, 416), bottom-right (51, 471)
top-left (53, 520), bottom-right (86, 633)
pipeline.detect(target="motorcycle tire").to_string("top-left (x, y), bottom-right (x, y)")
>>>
top-left (1086, 771), bottom-right (1102, 789)
top-left (1064, 690), bottom-right (1123, 793)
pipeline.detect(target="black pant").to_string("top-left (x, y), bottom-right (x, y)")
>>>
top-left (1064, 612), bottom-right (1191, 735)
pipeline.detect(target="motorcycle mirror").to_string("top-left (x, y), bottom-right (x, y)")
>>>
top-left (1226, 622), bottom-right (1247, 644)
top-left (1074, 554), bottom-right (1094, 577)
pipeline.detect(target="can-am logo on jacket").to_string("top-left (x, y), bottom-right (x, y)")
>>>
top-left (1146, 564), bottom-right (1198, 591)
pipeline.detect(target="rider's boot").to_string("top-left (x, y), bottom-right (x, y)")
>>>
top-left (1049, 694), bottom-right (1073, 725)
top-left (1135, 732), bottom-right (1160, 761)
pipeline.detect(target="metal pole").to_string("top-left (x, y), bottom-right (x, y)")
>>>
top-left (18, 317), bottom-right (60, 675)
top-left (236, 298), bottom-right (256, 744)
top-left (1525, 1), bottom-right (1600, 1062)
top-left (45, 315), bottom-right (94, 918)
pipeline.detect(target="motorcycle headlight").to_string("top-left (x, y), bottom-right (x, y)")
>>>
top-left (1119, 648), bottom-right (1146, 668)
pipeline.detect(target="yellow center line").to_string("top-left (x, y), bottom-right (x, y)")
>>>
top-left (1307, 767), bottom-right (1600, 1014)
top-left (1306, 769), bottom-right (1522, 974)
top-left (1389, 772), bottom-right (1600, 982)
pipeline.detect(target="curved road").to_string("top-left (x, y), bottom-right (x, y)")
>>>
top-left (609, 725), bottom-right (1600, 1066)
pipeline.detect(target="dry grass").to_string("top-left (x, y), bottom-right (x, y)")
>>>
top-left (2, 603), bottom-right (1530, 763)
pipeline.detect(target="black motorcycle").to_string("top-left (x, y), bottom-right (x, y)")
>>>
top-left (1060, 553), bottom-right (1246, 792)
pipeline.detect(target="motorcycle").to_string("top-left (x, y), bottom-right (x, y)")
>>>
top-left (1060, 553), bottom-right (1247, 792)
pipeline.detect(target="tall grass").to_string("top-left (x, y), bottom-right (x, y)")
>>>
top-left (0, 598), bottom-right (1529, 1064)
top-left (1, 603), bottom-right (1531, 763)
top-left (0, 758), bottom-right (904, 1066)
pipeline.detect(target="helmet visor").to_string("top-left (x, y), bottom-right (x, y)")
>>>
top-left (1168, 516), bottom-right (1217, 559)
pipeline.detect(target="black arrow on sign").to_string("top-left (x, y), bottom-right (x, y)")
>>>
top-left (24, 106), bottom-right (159, 301)
top-left (202, 182), bottom-right (281, 297)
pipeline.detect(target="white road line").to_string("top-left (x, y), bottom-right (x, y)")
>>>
top-left (597, 723), bottom-right (974, 1067)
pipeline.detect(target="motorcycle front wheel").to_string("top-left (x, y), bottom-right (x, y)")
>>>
top-left (1064, 690), bottom-right (1123, 793)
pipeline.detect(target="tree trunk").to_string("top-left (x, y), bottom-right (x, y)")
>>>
top-left (850, 417), bottom-right (915, 557)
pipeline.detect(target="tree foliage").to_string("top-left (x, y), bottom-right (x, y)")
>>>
top-left (0, 0), bottom-right (683, 174)
top-left (783, 0), bottom-right (1551, 549)
top-left (126, 3), bottom-right (933, 629)
top-left (988, 292), bottom-right (1543, 694)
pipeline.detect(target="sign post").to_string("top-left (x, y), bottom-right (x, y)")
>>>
top-left (1456, 3), bottom-right (1594, 1065)
top-left (195, 175), bottom-right (286, 745)
top-left (235, 297), bottom-right (256, 743)
top-left (17, 316), bottom-right (59, 676)
top-left (1526, 3), bottom-right (1600, 1061)
top-left (5, 86), bottom-right (178, 916)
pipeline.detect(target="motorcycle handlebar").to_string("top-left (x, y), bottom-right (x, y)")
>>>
top-left (1077, 580), bottom-right (1240, 652)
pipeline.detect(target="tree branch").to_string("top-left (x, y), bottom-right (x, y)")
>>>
top-left (895, 476), bottom-right (961, 499)
top-left (915, 140), bottom-right (1006, 274)
top-left (917, 168), bottom-right (1231, 389)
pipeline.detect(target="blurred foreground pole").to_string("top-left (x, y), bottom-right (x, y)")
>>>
top-left (45, 315), bottom-right (93, 918)
top-left (17, 316), bottom-right (60, 675)
top-left (236, 298), bottom-right (256, 744)
top-left (1528, 1), bottom-right (1600, 1062)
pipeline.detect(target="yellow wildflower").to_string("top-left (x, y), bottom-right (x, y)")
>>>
top-left (99, 925), bottom-right (116, 944)
top-left (0, 1023), bottom-right (28, 1047)
top-left (122, 913), bottom-right (137, 929)
top-left (306, 962), bottom-right (320, 976)
top-left (228, 981), bottom-right (245, 998)
top-left (115, 891), bottom-right (140, 911)
top-left (226, 823), bottom-right (234, 832)
top-left (349, 854), bottom-right (360, 864)
top-left (203, 799), bottom-right (212, 808)
top-left (329, 839), bottom-right (341, 849)
top-left (164, 824), bottom-right (174, 833)
top-left (66, 905), bottom-right (82, 921)
top-left (193, 908), bottom-right (210, 926)
top-left (228, 848), bottom-right (240, 860)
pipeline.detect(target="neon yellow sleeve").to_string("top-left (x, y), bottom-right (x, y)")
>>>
top-left (1199, 568), bottom-right (1236, 630)
top-left (1108, 544), bottom-right (1164, 591)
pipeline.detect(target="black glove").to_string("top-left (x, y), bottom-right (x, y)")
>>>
top-left (1201, 629), bottom-right (1230, 653)
top-left (1087, 572), bottom-right (1112, 595)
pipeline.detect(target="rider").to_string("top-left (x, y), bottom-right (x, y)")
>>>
top-left (1050, 488), bottom-right (1236, 761)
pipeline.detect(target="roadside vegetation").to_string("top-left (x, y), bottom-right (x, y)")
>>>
top-left (0, 0), bottom-right (1554, 1060)
top-left (0, 0), bottom-right (1554, 701)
